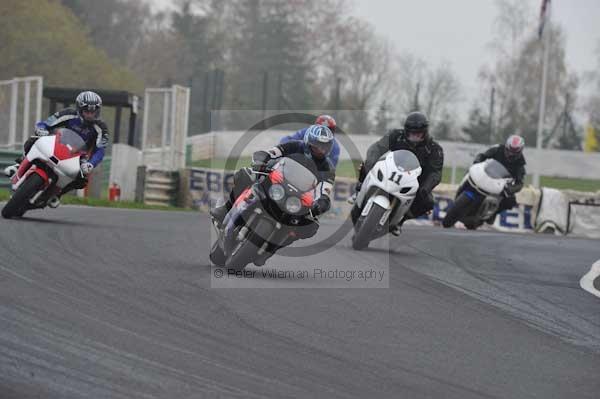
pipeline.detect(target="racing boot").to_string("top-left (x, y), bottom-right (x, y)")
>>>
top-left (390, 224), bottom-right (402, 237)
top-left (210, 199), bottom-right (232, 226)
top-left (348, 192), bottom-right (357, 205)
top-left (485, 214), bottom-right (497, 225)
top-left (47, 196), bottom-right (61, 209)
top-left (3, 155), bottom-right (23, 178)
top-left (390, 213), bottom-right (410, 236)
top-left (347, 182), bottom-right (362, 205)
top-left (254, 250), bottom-right (274, 267)
top-left (3, 164), bottom-right (19, 178)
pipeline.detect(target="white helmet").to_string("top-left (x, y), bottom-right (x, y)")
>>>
top-left (76, 91), bottom-right (102, 122)
top-left (504, 135), bottom-right (525, 161)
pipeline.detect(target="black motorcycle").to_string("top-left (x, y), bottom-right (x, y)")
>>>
top-left (210, 154), bottom-right (320, 271)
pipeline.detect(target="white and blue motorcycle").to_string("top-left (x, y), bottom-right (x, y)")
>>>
top-left (351, 150), bottom-right (421, 250)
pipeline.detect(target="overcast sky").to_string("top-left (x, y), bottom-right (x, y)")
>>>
top-left (152, 0), bottom-right (600, 107)
top-left (353, 0), bottom-right (600, 101)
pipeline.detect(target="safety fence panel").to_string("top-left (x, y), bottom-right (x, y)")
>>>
top-left (141, 85), bottom-right (190, 171)
top-left (0, 77), bottom-right (43, 150)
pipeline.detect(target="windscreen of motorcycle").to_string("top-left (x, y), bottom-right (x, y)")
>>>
top-left (483, 160), bottom-right (511, 179)
top-left (392, 150), bottom-right (420, 172)
top-left (57, 128), bottom-right (88, 154)
top-left (276, 155), bottom-right (318, 192)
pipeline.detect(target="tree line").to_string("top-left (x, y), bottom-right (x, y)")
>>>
top-left (1, 0), bottom-right (596, 150)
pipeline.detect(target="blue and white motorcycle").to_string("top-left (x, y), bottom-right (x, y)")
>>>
top-left (442, 159), bottom-right (513, 230)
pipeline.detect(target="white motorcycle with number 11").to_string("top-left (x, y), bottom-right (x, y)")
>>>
top-left (351, 150), bottom-right (421, 250)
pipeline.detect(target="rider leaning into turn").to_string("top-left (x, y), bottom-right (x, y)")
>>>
top-left (4, 91), bottom-right (109, 208)
top-left (280, 114), bottom-right (341, 167)
top-left (355, 111), bottom-right (444, 235)
top-left (473, 134), bottom-right (526, 223)
top-left (211, 124), bottom-right (336, 239)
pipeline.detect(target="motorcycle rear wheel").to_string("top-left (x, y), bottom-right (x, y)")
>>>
top-left (442, 192), bottom-right (472, 228)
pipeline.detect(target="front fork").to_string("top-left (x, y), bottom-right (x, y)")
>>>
top-left (12, 162), bottom-right (56, 206)
top-left (224, 195), bottom-right (285, 256)
top-left (240, 209), bottom-right (292, 256)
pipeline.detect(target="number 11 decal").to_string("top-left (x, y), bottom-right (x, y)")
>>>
top-left (389, 171), bottom-right (401, 184)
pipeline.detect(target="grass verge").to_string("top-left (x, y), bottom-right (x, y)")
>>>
top-left (0, 189), bottom-right (191, 212)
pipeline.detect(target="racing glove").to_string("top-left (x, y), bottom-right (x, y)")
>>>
top-left (34, 127), bottom-right (49, 136)
top-left (311, 197), bottom-right (331, 217)
top-left (251, 150), bottom-right (272, 173)
top-left (503, 182), bottom-right (518, 197)
top-left (80, 162), bottom-right (94, 175)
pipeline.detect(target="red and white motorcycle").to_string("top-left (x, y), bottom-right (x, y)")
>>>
top-left (2, 128), bottom-right (89, 218)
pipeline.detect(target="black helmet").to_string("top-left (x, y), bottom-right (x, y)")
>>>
top-left (76, 91), bottom-right (102, 123)
top-left (404, 111), bottom-right (429, 144)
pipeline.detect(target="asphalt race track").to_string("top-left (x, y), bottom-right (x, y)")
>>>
top-left (1, 206), bottom-right (599, 398)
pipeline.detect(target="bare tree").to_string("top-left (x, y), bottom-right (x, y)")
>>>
top-left (474, 0), bottom-right (579, 148)
top-left (393, 53), bottom-right (427, 116)
top-left (392, 53), bottom-right (461, 129)
top-left (60, 0), bottom-right (153, 63)
top-left (317, 15), bottom-right (393, 133)
top-left (488, 0), bottom-right (532, 59)
top-left (423, 62), bottom-right (461, 122)
top-left (583, 41), bottom-right (600, 127)
top-left (127, 20), bottom-right (191, 87)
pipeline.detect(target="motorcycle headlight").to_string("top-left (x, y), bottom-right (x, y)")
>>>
top-left (285, 197), bottom-right (302, 214)
top-left (268, 184), bottom-right (285, 201)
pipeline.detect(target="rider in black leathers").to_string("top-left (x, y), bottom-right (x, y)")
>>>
top-left (473, 134), bottom-right (526, 222)
top-left (355, 111), bottom-right (444, 233)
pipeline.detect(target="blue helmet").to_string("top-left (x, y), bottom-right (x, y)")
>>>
top-left (303, 124), bottom-right (334, 160)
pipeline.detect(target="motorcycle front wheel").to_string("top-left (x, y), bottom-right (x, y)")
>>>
top-left (2, 173), bottom-right (45, 219)
top-left (352, 202), bottom-right (387, 250)
top-left (225, 218), bottom-right (273, 271)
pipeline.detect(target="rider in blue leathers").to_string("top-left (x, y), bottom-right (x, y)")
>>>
top-left (4, 91), bottom-right (109, 208)
top-left (211, 124), bottom-right (336, 227)
top-left (280, 114), bottom-right (340, 167)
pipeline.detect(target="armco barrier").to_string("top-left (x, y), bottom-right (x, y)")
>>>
top-left (0, 150), bottom-right (20, 189)
top-left (180, 167), bottom-right (544, 235)
top-left (136, 166), bottom-right (180, 206)
top-left (187, 131), bottom-right (600, 181)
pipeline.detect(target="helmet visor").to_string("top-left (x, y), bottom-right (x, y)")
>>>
top-left (505, 136), bottom-right (524, 160)
top-left (80, 105), bottom-right (100, 121)
top-left (82, 109), bottom-right (97, 121)
top-left (309, 141), bottom-right (332, 159)
top-left (406, 129), bottom-right (426, 143)
top-left (504, 146), bottom-right (521, 161)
